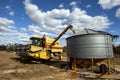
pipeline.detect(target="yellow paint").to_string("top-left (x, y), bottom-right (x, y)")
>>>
top-left (13, 52), bottom-right (16, 54)
top-left (51, 53), bottom-right (54, 58)
top-left (60, 55), bottom-right (63, 59)
top-left (108, 58), bottom-right (111, 75)
top-left (29, 49), bottom-right (50, 60)
top-left (28, 37), bottom-right (63, 60)
top-left (91, 58), bottom-right (94, 80)
top-left (39, 51), bottom-right (50, 59)
top-left (30, 45), bottom-right (42, 52)
top-left (46, 38), bottom-right (63, 53)
top-left (72, 58), bottom-right (77, 70)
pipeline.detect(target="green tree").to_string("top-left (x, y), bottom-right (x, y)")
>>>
top-left (0, 45), bottom-right (6, 51)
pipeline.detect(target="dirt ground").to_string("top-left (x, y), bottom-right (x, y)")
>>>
top-left (0, 51), bottom-right (120, 80)
top-left (0, 51), bottom-right (84, 80)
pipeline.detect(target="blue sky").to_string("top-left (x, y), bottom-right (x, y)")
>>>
top-left (0, 0), bottom-right (120, 46)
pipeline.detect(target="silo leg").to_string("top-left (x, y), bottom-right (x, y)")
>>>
top-left (91, 58), bottom-right (94, 79)
top-left (108, 58), bottom-right (111, 74)
top-left (72, 58), bottom-right (77, 70)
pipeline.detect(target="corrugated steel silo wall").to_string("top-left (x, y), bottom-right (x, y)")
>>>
top-left (66, 34), bottom-right (113, 59)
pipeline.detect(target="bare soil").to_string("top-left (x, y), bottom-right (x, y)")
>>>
top-left (0, 51), bottom-right (84, 80)
top-left (0, 51), bottom-right (120, 80)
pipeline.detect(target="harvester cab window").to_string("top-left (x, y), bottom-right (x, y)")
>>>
top-left (30, 38), bottom-right (39, 46)
top-left (30, 38), bottom-right (45, 47)
top-left (31, 39), bottom-right (38, 46)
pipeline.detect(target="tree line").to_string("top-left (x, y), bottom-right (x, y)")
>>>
top-left (0, 44), bottom-right (19, 51)
top-left (0, 44), bottom-right (120, 55)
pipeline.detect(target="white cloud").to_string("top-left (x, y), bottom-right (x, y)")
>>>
top-left (70, 1), bottom-right (78, 9)
top-left (5, 5), bottom-right (15, 16)
top-left (87, 5), bottom-right (91, 8)
top-left (5, 5), bottom-right (11, 10)
top-left (59, 3), bottom-right (64, 8)
top-left (110, 30), bottom-right (115, 33)
top-left (98, 0), bottom-right (120, 9)
top-left (28, 24), bottom-right (42, 35)
top-left (9, 11), bottom-right (14, 16)
top-left (98, 0), bottom-right (120, 19)
top-left (0, 17), bottom-right (30, 45)
top-left (69, 8), bottom-right (111, 31)
top-left (28, 24), bottom-right (58, 38)
top-left (114, 42), bottom-right (120, 46)
top-left (0, 0), bottom-right (113, 46)
top-left (70, 1), bottom-right (77, 6)
top-left (0, 17), bottom-right (14, 26)
top-left (20, 27), bottom-right (27, 32)
top-left (0, 17), bottom-right (14, 32)
top-left (24, 0), bottom-right (111, 40)
top-left (17, 32), bottom-right (30, 42)
top-left (24, 0), bottom-right (70, 34)
top-left (116, 8), bottom-right (120, 18)
top-left (0, 17), bottom-right (15, 44)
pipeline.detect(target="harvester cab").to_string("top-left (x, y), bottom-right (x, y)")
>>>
top-left (30, 36), bottom-right (46, 51)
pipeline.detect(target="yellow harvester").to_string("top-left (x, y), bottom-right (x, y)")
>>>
top-left (29, 36), bottom-right (63, 60)
top-left (15, 24), bottom-right (75, 61)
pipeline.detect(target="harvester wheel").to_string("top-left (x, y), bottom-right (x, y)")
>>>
top-left (46, 51), bottom-right (51, 60)
top-left (58, 55), bottom-right (62, 60)
top-left (58, 52), bottom-right (62, 60)
top-left (100, 64), bottom-right (108, 74)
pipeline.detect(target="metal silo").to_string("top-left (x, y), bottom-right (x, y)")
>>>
top-left (66, 29), bottom-right (114, 59)
top-left (66, 28), bottom-right (119, 74)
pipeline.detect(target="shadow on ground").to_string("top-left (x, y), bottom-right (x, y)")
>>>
top-left (10, 57), bottom-right (68, 69)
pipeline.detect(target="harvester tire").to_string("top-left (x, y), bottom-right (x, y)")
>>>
top-left (100, 64), bottom-right (108, 74)
top-left (58, 55), bottom-right (63, 60)
top-left (46, 51), bottom-right (51, 60)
